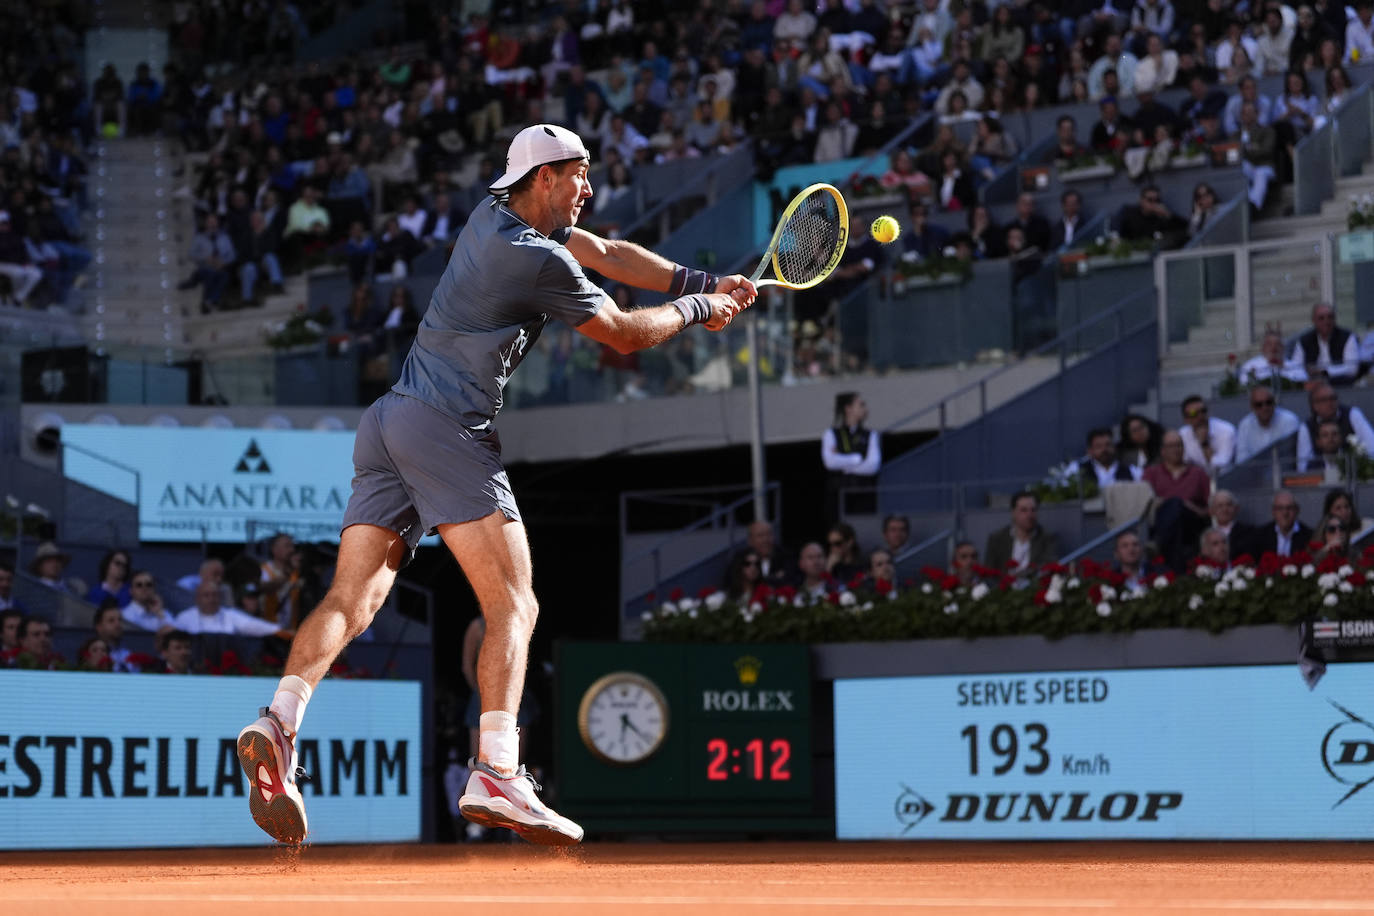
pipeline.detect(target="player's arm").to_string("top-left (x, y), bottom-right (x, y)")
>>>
top-left (576, 288), bottom-right (748, 354)
top-left (566, 227), bottom-right (757, 300)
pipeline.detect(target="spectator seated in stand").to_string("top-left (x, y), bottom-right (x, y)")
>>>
top-left (950, 540), bottom-right (982, 588)
top-left (93, 601), bottom-right (139, 672)
top-left (902, 201), bottom-right (950, 260)
top-left (881, 514), bottom-right (911, 556)
top-left (1290, 302), bottom-right (1360, 386)
top-left (1110, 530), bottom-right (1164, 593)
top-left (1196, 527), bottom-right (1232, 574)
top-left (122, 569), bottom-right (176, 633)
top-left (736, 520), bottom-right (792, 588)
top-left (1119, 413), bottom-right (1164, 470)
top-left (1178, 394), bottom-right (1237, 475)
top-left (0, 562), bottom-right (25, 615)
top-left (1051, 115), bottom-right (1087, 162)
top-left (85, 548), bottom-right (133, 607)
top-left (867, 548), bottom-right (898, 594)
top-left (179, 213), bottom-right (235, 313)
top-left (1235, 384), bottom-right (1302, 463)
top-left (1050, 190), bottom-right (1086, 250)
top-left (723, 549), bottom-right (763, 606)
top-left (1, 607), bottom-right (21, 654)
top-left (1304, 418), bottom-right (1355, 481)
top-left (159, 629), bottom-right (194, 674)
top-left (1238, 330), bottom-right (1308, 386)
top-left (1234, 99), bottom-right (1278, 214)
top-left (824, 522), bottom-right (864, 585)
top-left (174, 580), bottom-right (294, 638)
top-left (1143, 430), bottom-right (1212, 572)
top-left (1117, 184), bottom-right (1187, 249)
top-left (1090, 96), bottom-right (1134, 155)
top-left (0, 210), bottom-right (43, 306)
top-left (1250, 489), bottom-right (1315, 558)
top-left (795, 542), bottom-right (834, 601)
top-left (1297, 383), bottom-right (1374, 470)
top-left (983, 491), bottom-right (1059, 582)
top-left (1079, 426), bottom-right (1144, 488)
top-left (4, 616), bottom-right (62, 669)
top-left (29, 541), bottom-right (83, 597)
top-left (1208, 489), bottom-right (1255, 560)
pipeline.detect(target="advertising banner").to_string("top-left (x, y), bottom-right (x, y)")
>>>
top-left (835, 662), bottom-right (1374, 840)
top-left (0, 672), bottom-right (421, 849)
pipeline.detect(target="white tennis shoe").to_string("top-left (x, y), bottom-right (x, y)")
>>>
top-left (237, 708), bottom-right (308, 845)
top-left (459, 759), bottom-right (584, 846)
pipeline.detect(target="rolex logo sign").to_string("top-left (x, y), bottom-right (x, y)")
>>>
top-left (734, 655), bottom-right (762, 686)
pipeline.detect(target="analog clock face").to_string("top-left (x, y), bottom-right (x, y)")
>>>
top-left (577, 671), bottom-right (670, 765)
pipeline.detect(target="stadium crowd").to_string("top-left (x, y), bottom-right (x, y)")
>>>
top-left (0, 532), bottom-right (331, 672)
top-left (143, 0), bottom-right (1374, 401)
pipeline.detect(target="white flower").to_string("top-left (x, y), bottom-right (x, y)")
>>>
top-left (1324, 592), bottom-right (1340, 607)
top-left (1095, 602), bottom-right (1112, 617)
top-left (839, 590), bottom-right (857, 607)
top-left (1100, 585), bottom-right (1117, 601)
top-left (678, 597), bottom-right (700, 611)
top-left (1050, 574), bottom-right (1066, 591)
top-left (661, 602), bottom-right (679, 615)
top-left (641, 611), bottom-right (654, 622)
top-left (1067, 577), bottom-right (1081, 590)
top-left (921, 583), bottom-right (934, 594)
top-left (1302, 564), bottom-right (1316, 578)
top-left (861, 601), bottom-right (874, 611)
top-left (943, 601), bottom-right (959, 615)
top-left (1044, 588), bottom-right (1063, 604)
top-left (1282, 564), bottom-right (1298, 576)
top-left (705, 591), bottom-right (727, 611)
top-left (970, 582), bottom-right (990, 601)
top-left (1340, 581), bottom-right (1354, 593)
top-left (1339, 565), bottom-right (1354, 578)
top-left (749, 600), bottom-right (764, 614)
top-left (887, 589), bottom-right (899, 601)
top-left (1188, 594), bottom-right (1205, 611)
top-left (688, 608), bottom-right (698, 618)
top-left (1196, 565), bottom-right (1215, 579)
top-left (1242, 567), bottom-right (1255, 579)
top-left (1215, 581), bottom-right (1230, 596)
top-left (793, 594), bottom-right (806, 608)
top-left (1232, 578), bottom-right (1247, 591)
top-left (1153, 575), bottom-right (1170, 589)
top-left (1265, 577), bottom-right (1274, 588)
top-left (1319, 572), bottom-right (1341, 591)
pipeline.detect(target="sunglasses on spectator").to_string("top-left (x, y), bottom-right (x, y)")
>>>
top-left (1252, 398), bottom-right (1275, 407)
top-left (1185, 406), bottom-right (1207, 417)
top-left (1328, 524), bottom-right (1346, 533)
top-left (1145, 195), bottom-right (1161, 203)
top-left (133, 579), bottom-right (154, 587)
top-left (742, 559), bottom-right (759, 567)
top-left (828, 539), bottom-right (845, 547)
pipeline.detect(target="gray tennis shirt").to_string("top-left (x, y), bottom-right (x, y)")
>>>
top-left (392, 196), bottom-right (606, 429)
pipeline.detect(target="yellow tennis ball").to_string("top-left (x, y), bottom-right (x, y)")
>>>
top-left (871, 215), bottom-right (900, 244)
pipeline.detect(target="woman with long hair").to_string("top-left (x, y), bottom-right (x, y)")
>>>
top-left (86, 548), bottom-right (133, 606)
top-left (1119, 413), bottom-right (1164, 469)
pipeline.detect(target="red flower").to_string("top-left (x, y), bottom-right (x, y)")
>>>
top-left (1318, 553), bottom-right (1345, 574)
top-left (972, 564), bottom-right (1000, 578)
top-left (874, 578), bottom-right (893, 594)
top-left (1151, 555), bottom-right (1168, 568)
top-left (697, 585), bottom-right (717, 599)
top-left (1032, 589), bottom-right (1049, 606)
top-left (126, 652), bottom-right (159, 669)
top-left (645, 591), bottom-right (657, 603)
top-left (848, 572), bottom-right (867, 590)
top-left (997, 575), bottom-right (1016, 590)
top-left (775, 585), bottom-right (798, 603)
top-left (752, 584), bottom-right (774, 604)
top-left (940, 574), bottom-right (960, 591)
top-left (1257, 552), bottom-right (1283, 576)
top-left (669, 586), bottom-right (685, 601)
top-left (1291, 550), bottom-right (1313, 566)
top-left (1088, 584), bottom-right (1103, 604)
top-left (826, 592), bottom-right (842, 606)
top-left (1231, 553), bottom-right (1255, 568)
top-left (921, 565), bottom-right (946, 581)
top-left (1350, 571), bottom-right (1368, 587)
top-left (1043, 563), bottom-right (1069, 575)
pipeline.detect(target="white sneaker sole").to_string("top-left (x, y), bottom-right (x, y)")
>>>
top-left (237, 726), bottom-right (307, 845)
top-left (459, 793), bottom-right (583, 846)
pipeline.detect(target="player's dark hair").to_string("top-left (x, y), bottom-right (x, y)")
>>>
top-left (504, 157), bottom-right (587, 200)
top-left (1086, 427), bottom-right (1113, 447)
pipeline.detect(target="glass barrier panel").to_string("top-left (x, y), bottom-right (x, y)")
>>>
top-left (1249, 239), bottom-right (1324, 347)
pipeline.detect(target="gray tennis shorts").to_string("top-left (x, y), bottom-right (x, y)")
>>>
top-left (341, 391), bottom-right (520, 549)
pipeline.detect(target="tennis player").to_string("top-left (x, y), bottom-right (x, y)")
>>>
top-left (236, 124), bottom-right (756, 846)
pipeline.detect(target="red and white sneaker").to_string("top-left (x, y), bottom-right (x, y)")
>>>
top-left (459, 759), bottom-right (584, 846)
top-left (236, 707), bottom-right (308, 845)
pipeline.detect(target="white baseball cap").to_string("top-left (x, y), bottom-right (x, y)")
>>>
top-left (488, 124), bottom-right (590, 194)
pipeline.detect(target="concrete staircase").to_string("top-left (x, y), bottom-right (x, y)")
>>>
top-left (1156, 165), bottom-right (1374, 404)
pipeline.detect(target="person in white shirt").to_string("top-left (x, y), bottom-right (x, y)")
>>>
top-left (1078, 427), bottom-right (1144, 489)
top-left (1347, 0), bottom-right (1374, 64)
top-left (172, 580), bottom-right (291, 637)
top-left (1178, 395), bottom-right (1236, 471)
top-left (1237, 330), bottom-right (1307, 386)
top-left (823, 391), bottom-right (881, 521)
top-left (121, 570), bottom-right (176, 632)
top-left (1297, 383), bottom-right (1374, 470)
top-left (1234, 385), bottom-right (1302, 463)
top-left (1287, 302), bottom-right (1360, 384)
top-left (396, 197), bottom-right (428, 240)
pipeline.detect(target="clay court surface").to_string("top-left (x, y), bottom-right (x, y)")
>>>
top-left (5, 842), bottom-right (1374, 915)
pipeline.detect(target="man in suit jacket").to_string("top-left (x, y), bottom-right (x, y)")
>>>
top-left (1235, 100), bottom-right (1277, 212)
top-left (984, 491), bottom-right (1060, 579)
top-left (1050, 189), bottom-right (1086, 250)
top-left (1208, 489), bottom-right (1256, 560)
top-left (1078, 427), bottom-right (1143, 489)
top-left (736, 520), bottom-right (792, 587)
top-left (1248, 489), bottom-right (1315, 558)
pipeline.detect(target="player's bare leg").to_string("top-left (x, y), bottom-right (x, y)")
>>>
top-left (237, 524), bottom-right (407, 844)
top-left (446, 511), bottom-right (584, 845)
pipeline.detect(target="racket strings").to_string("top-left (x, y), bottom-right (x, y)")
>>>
top-left (775, 192), bottom-right (844, 286)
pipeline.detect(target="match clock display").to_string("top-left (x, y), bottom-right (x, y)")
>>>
top-left (577, 671), bottom-right (670, 765)
top-left (558, 643), bottom-right (818, 832)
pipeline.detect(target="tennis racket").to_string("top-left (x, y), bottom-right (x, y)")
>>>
top-left (749, 182), bottom-right (850, 290)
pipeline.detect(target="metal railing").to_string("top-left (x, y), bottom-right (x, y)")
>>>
top-left (1153, 234), bottom-right (1335, 358)
top-left (1059, 517), bottom-right (1145, 566)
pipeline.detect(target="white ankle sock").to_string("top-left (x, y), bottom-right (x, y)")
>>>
top-left (479, 710), bottom-right (519, 775)
top-left (269, 675), bottom-right (312, 734)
